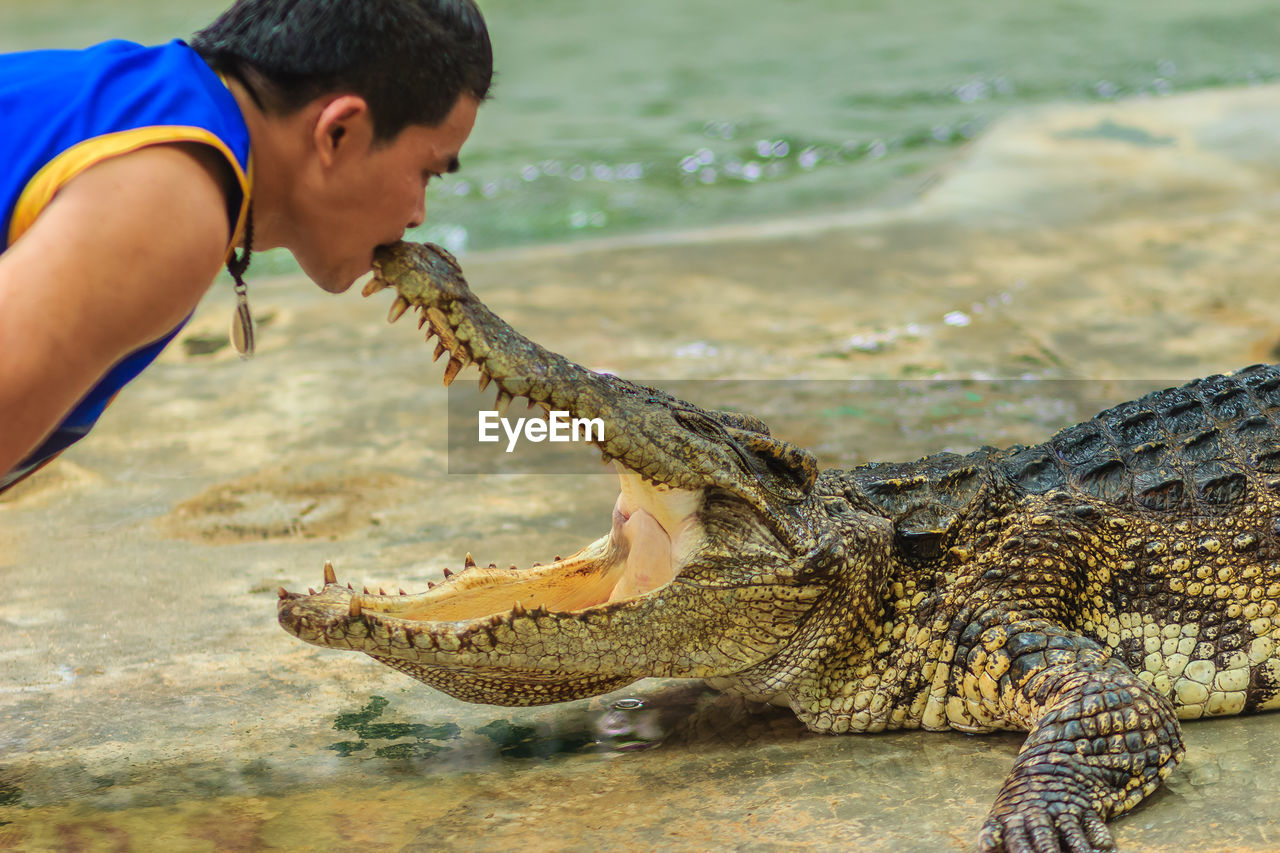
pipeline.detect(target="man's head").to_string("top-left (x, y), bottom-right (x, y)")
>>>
top-left (192, 0), bottom-right (492, 141)
top-left (192, 0), bottom-right (493, 292)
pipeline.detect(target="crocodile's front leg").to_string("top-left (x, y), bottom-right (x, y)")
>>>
top-left (955, 615), bottom-right (1184, 853)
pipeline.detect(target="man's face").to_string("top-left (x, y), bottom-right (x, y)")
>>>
top-left (291, 94), bottom-right (479, 293)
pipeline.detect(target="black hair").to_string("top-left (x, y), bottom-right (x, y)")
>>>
top-left (191, 0), bottom-right (492, 140)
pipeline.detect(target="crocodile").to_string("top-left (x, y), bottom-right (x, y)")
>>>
top-left (278, 241), bottom-right (1280, 853)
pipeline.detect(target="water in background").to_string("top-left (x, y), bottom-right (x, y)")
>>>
top-left (2, 0), bottom-right (1278, 266)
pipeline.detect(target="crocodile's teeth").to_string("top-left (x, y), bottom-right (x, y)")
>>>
top-left (276, 587), bottom-right (289, 599)
top-left (362, 277), bottom-right (388, 298)
top-left (323, 561), bottom-right (337, 586)
top-left (443, 357), bottom-right (464, 386)
top-left (388, 296), bottom-right (411, 323)
top-left (442, 567), bottom-right (454, 578)
top-left (495, 390), bottom-right (513, 418)
top-left (349, 595), bottom-right (363, 617)
top-left (464, 552), bottom-right (477, 568)
top-left (308, 587), bottom-right (317, 595)
top-left (478, 372), bottom-right (492, 393)
top-left (427, 307), bottom-right (450, 336)
top-left (434, 342), bottom-right (448, 362)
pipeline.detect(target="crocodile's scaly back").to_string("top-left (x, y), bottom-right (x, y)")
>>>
top-left (999, 365), bottom-right (1280, 514)
top-left (851, 365), bottom-right (1280, 559)
top-left (277, 242), bottom-right (1280, 853)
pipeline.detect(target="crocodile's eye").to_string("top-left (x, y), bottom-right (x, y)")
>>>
top-left (671, 408), bottom-right (722, 438)
top-left (820, 496), bottom-right (856, 518)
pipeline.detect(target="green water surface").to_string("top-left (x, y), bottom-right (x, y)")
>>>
top-left (2, 0), bottom-right (1277, 266)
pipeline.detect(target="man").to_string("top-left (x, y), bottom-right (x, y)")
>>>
top-left (0, 0), bottom-right (492, 491)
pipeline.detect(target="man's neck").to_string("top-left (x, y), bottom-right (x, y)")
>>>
top-left (224, 77), bottom-right (305, 252)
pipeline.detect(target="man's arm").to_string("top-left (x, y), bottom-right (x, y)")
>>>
top-left (0, 143), bottom-right (233, 478)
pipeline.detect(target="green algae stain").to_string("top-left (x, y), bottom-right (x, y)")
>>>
top-left (372, 742), bottom-right (443, 760)
top-left (327, 696), bottom-right (460, 760)
top-left (332, 695), bottom-right (391, 731)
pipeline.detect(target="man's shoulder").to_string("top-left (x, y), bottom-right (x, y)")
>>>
top-left (65, 144), bottom-right (235, 256)
top-left (0, 38), bottom-right (249, 164)
top-left (1, 40), bottom-right (207, 99)
top-left (15, 142), bottom-right (235, 338)
top-left (1, 38), bottom-right (251, 252)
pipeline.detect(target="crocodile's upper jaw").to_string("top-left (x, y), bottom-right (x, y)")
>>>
top-left (276, 241), bottom-right (827, 706)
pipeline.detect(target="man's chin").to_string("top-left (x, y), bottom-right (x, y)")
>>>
top-left (314, 277), bottom-right (354, 294)
top-left (299, 255), bottom-right (364, 294)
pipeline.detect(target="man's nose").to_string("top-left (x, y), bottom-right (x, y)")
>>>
top-left (407, 194), bottom-right (426, 229)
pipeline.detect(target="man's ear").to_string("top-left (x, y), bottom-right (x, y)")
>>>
top-left (312, 95), bottom-right (374, 168)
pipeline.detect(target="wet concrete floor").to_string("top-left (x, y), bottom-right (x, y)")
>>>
top-left (3, 86), bottom-right (1280, 851)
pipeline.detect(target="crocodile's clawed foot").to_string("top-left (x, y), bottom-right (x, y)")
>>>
top-left (979, 799), bottom-right (1114, 853)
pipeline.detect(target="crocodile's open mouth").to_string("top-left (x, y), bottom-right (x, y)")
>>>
top-left (289, 465), bottom-right (704, 624)
top-left (277, 241), bottom-right (820, 704)
top-left (278, 242), bottom-right (713, 639)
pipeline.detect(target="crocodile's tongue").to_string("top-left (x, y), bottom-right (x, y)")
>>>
top-left (608, 499), bottom-right (676, 602)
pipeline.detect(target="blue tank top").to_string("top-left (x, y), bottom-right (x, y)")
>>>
top-left (0, 39), bottom-right (252, 491)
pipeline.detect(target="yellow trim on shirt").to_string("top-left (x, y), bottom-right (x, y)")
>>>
top-left (7, 126), bottom-right (252, 256)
